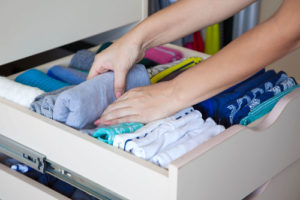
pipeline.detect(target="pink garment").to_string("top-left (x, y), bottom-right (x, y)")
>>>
top-left (144, 46), bottom-right (183, 64)
top-left (184, 42), bottom-right (193, 50)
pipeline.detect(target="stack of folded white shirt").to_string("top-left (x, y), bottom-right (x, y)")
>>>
top-left (113, 107), bottom-right (225, 168)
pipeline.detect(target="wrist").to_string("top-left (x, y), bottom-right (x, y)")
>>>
top-left (164, 79), bottom-right (189, 113)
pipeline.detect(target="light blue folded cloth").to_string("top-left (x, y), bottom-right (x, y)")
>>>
top-left (69, 50), bottom-right (96, 71)
top-left (15, 69), bottom-right (70, 92)
top-left (240, 84), bottom-right (300, 125)
top-left (93, 122), bottom-right (144, 145)
top-left (53, 64), bottom-right (151, 129)
top-left (30, 86), bottom-right (73, 119)
top-left (47, 65), bottom-right (87, 85)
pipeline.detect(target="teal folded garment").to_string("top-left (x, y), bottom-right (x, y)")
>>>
top-left (93, 122), bottom-right (144, 145)
top-left (15, 69), bottom-right (70, 92)
top-left (240, 84), bottom-right (300, 125)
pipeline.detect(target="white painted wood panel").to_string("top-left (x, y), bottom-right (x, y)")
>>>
top-left (0, 0), bottom-right (147, 65)
top-left (0, 163), bottom-right (69, 200)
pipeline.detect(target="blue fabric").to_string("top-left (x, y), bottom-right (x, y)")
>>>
top-left (72, 190), bottom-right (98, 200)
top-left (220, 71), bottom-right (297, 126)
top-left (15, 69), bottom-right (70, 92)
top-left (30, 86), bottom-right (73, 119)
top-left (47, 65), bottom-right (87, 85)
top-left (52, 179), bottom-right (76, 198)
top-left (93, 122), bottom-right (144, 145)
top-left (194, 69), bottom-right (270, 119)
top-left (240, 84), bottom-right (300, 125)
top-left (53, 64), bottom-right (151, 129)
top-left (236, 76), bottom-right (297, 125)
top-left (70, 50), bottom-right (96, 71)
top-left (38, 174), bottom-right (57, 186)
top-left (218, 69), bottom-right (265, 95)
top-left (11, 164), bottom-right (42, 180)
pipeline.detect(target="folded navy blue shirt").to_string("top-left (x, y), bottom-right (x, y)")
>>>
top-left (193, 69), bottom-right (299, 127)
top-left (218, 71), bottom-right (285, 126)
top-left (194, 69), bottom-right (271, 120)
top-left (234, 75), bottom-right (297, 125)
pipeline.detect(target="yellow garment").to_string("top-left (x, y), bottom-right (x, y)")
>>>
top-left (204, 24), bottom-right (220, 55)
top-left (150, 57), bottom-right (202, 84)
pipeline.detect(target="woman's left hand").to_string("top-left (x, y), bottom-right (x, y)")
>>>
top-left (95, 81), bottom-right (181, 126)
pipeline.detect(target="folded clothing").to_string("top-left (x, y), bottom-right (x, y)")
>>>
top-left (114, 108), bottom-right (225, 167)
top-left (150, 57), bottom-right (202, 84)
top-left (47, 65), bottom-right (87, 85)
top-left (151, 118), bottom-right (225, 168)
top-left (113, 107), bottom-right (195, 150)
top-left (53, 64), bottom-right (151, 129)
top-left (30, 86), bottom-right (73, 119)
top-left (97, 41), bottom-right (159, 68)
top-left (138, 58), bottom-right (159, 69)
top-left (220, 71), bottom-right (297, 126)
top-left (218, 71), bottom-right (285, 126)
top-left (15, 69), bottom-right (70, 92)
top-left (0, 76), bottom-right (43, 107)
top-left (93, 122), bottom-right (144, 145)
top-left (144, 46), bottom-right (183, 65)
top-left (129, 111), bottom-right (204, 160)
top-left (70, 49), bottom-right (96, 71)
top-left (194, 69), bottom-right (268, 119)
top-left (159, 68), bottom-right (188, 82)
top-left (147, 58), bottom-right (185, 78)
top-left (240, 84), bottom-right (300, 125)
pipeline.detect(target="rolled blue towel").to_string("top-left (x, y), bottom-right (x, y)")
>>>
top-left (15, 69), bottom-right (70, 92)
top-left (93, 122), bottom-right (144, 145)
top-left (53, 64), bottom-right (151, 129)
top-left (30, 86), bottom-right (73, 119)
top-left (47, 65), bottom-right (87, 85)
top-left (69, 49), bottom-right (96, 71)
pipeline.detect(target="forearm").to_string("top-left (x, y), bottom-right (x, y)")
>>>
top-left (170, 0), bottom-right (300, 109)
top-left (122, 0), bottom-right (255, 49)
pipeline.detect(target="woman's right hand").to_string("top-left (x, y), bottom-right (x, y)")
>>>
top-left (87, 38), bottom-right (145, 98)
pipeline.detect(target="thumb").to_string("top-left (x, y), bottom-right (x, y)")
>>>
top-left (114, 69), bottom-right (127, 98)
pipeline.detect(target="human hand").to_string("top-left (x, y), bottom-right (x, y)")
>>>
top-left (87, 39), bottom-right (145, 98)
top-left (94, 81), bottom-right (182, 125)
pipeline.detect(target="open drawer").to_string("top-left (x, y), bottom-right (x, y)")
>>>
top-left (1, 43), bottom-right (300, 200)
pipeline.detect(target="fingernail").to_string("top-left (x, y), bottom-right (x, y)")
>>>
top-left (115, 92), bottom-right (122, 98)
top-left (94, 119), bottom-right (101, 125)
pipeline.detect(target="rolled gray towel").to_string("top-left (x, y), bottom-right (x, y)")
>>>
top-left (69, 49), bottom-right (96, 71)
top-left (30, 86), bottom-right (73, 119)
top-left (53, 64), bottom-right (151, 129)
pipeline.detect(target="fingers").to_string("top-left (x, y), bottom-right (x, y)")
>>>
top-left (114, 68), bottom-right (128, 98)
top-left (87, 58), bottom-right (100, 80)
top-left (102, 115), bottom-right (140, 126)
top-left (101, 98), bottom-right (130, 116)
top-left (95, 107), bottom-right (139, 126)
